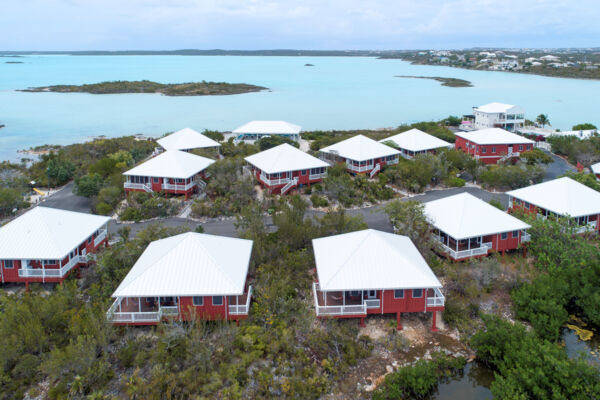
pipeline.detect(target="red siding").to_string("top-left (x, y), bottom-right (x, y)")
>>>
top-left (253, 167), bottom-right (325, 195)
top-left (179, 296), bottom-right (232, 321)
top-left (455, 135), bottom-right (532, 165)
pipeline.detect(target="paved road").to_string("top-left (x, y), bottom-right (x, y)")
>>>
top-left (39, 182), bottom-right (92, 213)
top-left (543, 150), bottom-right (576, 180)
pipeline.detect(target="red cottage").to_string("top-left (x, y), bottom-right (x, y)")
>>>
top-left (312, 229), bottom-right (445, 331)
top-left (123, 150), bottom-right (214, 200)
top-left (423, 193), bottom-right (531, 261)
top-left (0, 207), bottom-right (110, 287)
top-left (507, 177), bottom-right (600, 233)
top-left (319, 135), bottom-right (400, 177)
top-left (454, 128), bottom-right (534, 164)
top-left (107, 232), bottom-right (253, 325)
top-left (244, 143), bottom-right (329, 195)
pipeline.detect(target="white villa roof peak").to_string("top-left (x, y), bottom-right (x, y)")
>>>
top-left (474, 102), bottom-right (520, 113)
top-left (233, 120), bottom-right (302, 135)
top-left (123, 150), bottom-right (214, 179)
top-left (506, 177), bottom-right (600, 217)
top-left (313, 229), bottom-right (441, 291)
top-left (0, 207), bottom-right (110, 259)
top-left (244, 143), bottom-right (328, 174)
top-left (320, 134), bottom-right (400, 162)
top-left (456, 128), bottom-right (534, 145)
top-left (590, 162), bottom-right (600, 175)
top-left (112, 232), bottom-right (253, 297)
top-left (157, 128), bottom-right (221, 151)
top-left (380, 129), bottom-right (452, 152)
top-left (423, 193), bottom-right (530, 239)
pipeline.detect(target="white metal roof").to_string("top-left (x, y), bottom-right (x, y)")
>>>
top-left (233, 120), bottom-right (302, 135)
top-left (456, 128), bottom-right (534, 145)
top-left (423, 193), bottom-right (530, 240)
top-left (123, 150), bottom-right (214, 179)
top-left (591, 162), bottom-right (600, 175)
top-left (112, 232), bottom-right (253, 297)
top-left (0, 207), bottom-right (110, 259)
top-left (244, 143), bottom-right (329, 174)
top-left (474, 102), bottom-right (521, 113)
top-left (320, 135), bottom-right (400, 162)
top-left (506, 177), bottom-right (600, 218)
top-left (380, 129), bottom-right (453, 152)
top-left (157, 128), bottom-right (221, 151)
top-left (313, 229), bottom-right (441, 291)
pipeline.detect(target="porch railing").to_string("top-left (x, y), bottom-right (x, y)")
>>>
top-left (18, 255), bottom-right (84, 278)
top-left (162, 181), bottom-right (197, 191)
top-left (521, 232), bottom-right (532, 242)
top-left (228, 286), bottom-right (253, 315)
top-left (106, 298), bottom-right (180, 323)
top-left (426, 288), bottom-right (445, 307)
top-left (433, 236), bottom-right (492, 259)
top-left (346, 160), bottom-right (374, 173)
top-left (259, 173), bottom-right (290, 186)
top-left (94, 229), bottom-right (107, 248)
top-left (312, 282), bottom-right (367, 316)
top-left (124, 182), bottom-right (153, 192)
top-left (309, 172), bottom-right (327, 180)
top-left (365, 299), bottom-right (381, 309)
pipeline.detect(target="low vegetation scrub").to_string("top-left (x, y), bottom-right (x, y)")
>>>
top-left (319, 164), bottom-right (394, 206)
top-left (119, 191), bottom-right (181, 221)
top-left (547, 134), bottom-right (600, 165)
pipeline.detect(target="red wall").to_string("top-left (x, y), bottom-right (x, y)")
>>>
top-left (253, 168), bottom-right (325, 194)
top-left (455, 135), bottom-right (532, 165)
top-left (179, 295), bottom-right (229, 321)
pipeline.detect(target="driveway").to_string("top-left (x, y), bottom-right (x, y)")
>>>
top-left (38, 182), bottom-right (92, 213)
top-left (543, 150), bottom-right (575, 180)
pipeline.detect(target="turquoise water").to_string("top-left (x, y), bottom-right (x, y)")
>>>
top-left (1, 55), bottom-right (599, 160)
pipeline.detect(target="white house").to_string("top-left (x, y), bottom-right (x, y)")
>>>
top-left (312, 229), bottom-right (444, 331)
top-left (157, 128), bottom-right (221, 152)
top-left (540, 55), bottom-right (560, 62)
top-left (244, 143), bottom-right (328, 195)
top-left (380, 129), bottom-right (452, 159)
top-left (507, 177), bottom-right (600, 233)
top-left (123, 150), bottom-right (214, 199)
top-left (319, 135), bottom-right (400, 177)
top-left (423, 193), bottom-right (531, 261)
top-left (233, 121), bottom-right (302, 143)
top-left (107, 232), bottom-right (253, 325)
top-left (0, 207), bottom-right (109, 286)
top-left (472, 103), bottom-right (525, 131)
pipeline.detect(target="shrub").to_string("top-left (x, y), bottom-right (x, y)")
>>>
top-left (94, 202), bottom-right (113, 215)
top-left (74, 173), bottom-right (102, 197)
top-left (488, 198), bottom-right (504, 210)
top-left (310, 194), bottom-right (328, 208)
top-left (0, 187), bottom-right (27, 217)
top-left (445, 176), bottom-right (465, 187)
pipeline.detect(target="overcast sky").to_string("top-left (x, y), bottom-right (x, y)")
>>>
top-left (2, 0), bottom-right (599, 50)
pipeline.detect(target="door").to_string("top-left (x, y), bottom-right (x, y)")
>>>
top-left (508, 145), bottom-right (513, 155)
top-left (151, 177), bottom-right (162, 191)
top-left (365, 290), bottom-right (377, 299)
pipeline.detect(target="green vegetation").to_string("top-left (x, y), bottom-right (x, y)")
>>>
top-left (395, 75), bottom-right (473, 87)
top-left (191, 158), bottom-right (257, 218)
top-left (256, 135), bottom-right (299, 151)
top-left (572, 123), bottom-right (597, 130)
top-left (317, 163), bottom-right (395, 206)
top-left (510, 211), bottom-right (600, 341)
top-left (520, 148), bottom-right (553, 165)
top-left (384, 200), bottom-right (439, 260)
top-left (536, 113), bottom-right (551, 128)
top-left (22, 80), bottom-right (267, 96)
top-left (0, 187), bottom-right (28, 217)
top-left (547, 134), bottom-right (600, 165)
top-left (119, 191), bottom-right (182, 222)
top-left (478, 163), bottom-right (545, 190)
top-left (373, 353), bottom-right (466, 400)
top-left (472, 315), bottom-right (600, 399)
top-left (561, 171), bottom-right (600, 191)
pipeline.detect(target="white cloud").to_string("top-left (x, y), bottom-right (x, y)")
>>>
top-left (1, 0), bottom-right (599, 49)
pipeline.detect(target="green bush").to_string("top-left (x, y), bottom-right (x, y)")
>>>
top-left (445, 176), bottom-right (465, 187)
top-left (0, 187), bottom-right (27, 217)
top-left (310, 194), bottom-right (329, 208)
top-left (74, 173), bottom-right (102, 197)
top-left (94, 202), bottom-right (113, 215)
top-left (119, 207), bottom-right (142, 221)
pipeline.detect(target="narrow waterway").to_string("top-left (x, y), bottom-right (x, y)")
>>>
top-left (431, 326), bottom-right (599, 399)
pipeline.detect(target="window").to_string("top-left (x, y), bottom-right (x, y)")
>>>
top-left (4, 260), bottom-right (13, 269)
top-left (212, 296), bottom-right (223, 306)
top-left (514, 198), bottom-right (521, 205)
top-left (519, 145), bottom-right (523, 151)
top-left (394, 289), bottom-right (404, 299)
top-left (512, 230), bottom-right (519, 238)
top-left (301, 170), bottom-right (307, 176)
top-left (153, 177), bottom-right (159, 183)
top-left (193, 296), bottom-right (203, 306)
top-left (526, 145), bottom-right (531, 150)
top-left (412, 289), bottom-right (422, 298)
top-left (491, 147), bottom-right (496, 153)
top-left (481, 147), bottom-right (487, 153)
top-left (349, 290), bottom-right (360, 296)
top-left (501, 232), bottom-right (508, 240)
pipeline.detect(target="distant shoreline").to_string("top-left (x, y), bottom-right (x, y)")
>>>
top-left (20, 80), bottom-right (268, 96)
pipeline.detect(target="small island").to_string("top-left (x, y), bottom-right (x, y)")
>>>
top-left (20, 80), bottom-right (268, 96)
top-left (395, 75), bottom-right (472, 87)
top-left (5, 61), bottom-right (23, 64)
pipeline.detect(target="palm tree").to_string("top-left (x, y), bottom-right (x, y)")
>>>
top-left (536, 114), bottom-right (551, 128)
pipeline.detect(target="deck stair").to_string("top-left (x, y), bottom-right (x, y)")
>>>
top-left (369, 163), bottom-right (381, 178)
top-left (281, 177), bottom-right (298, 194)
